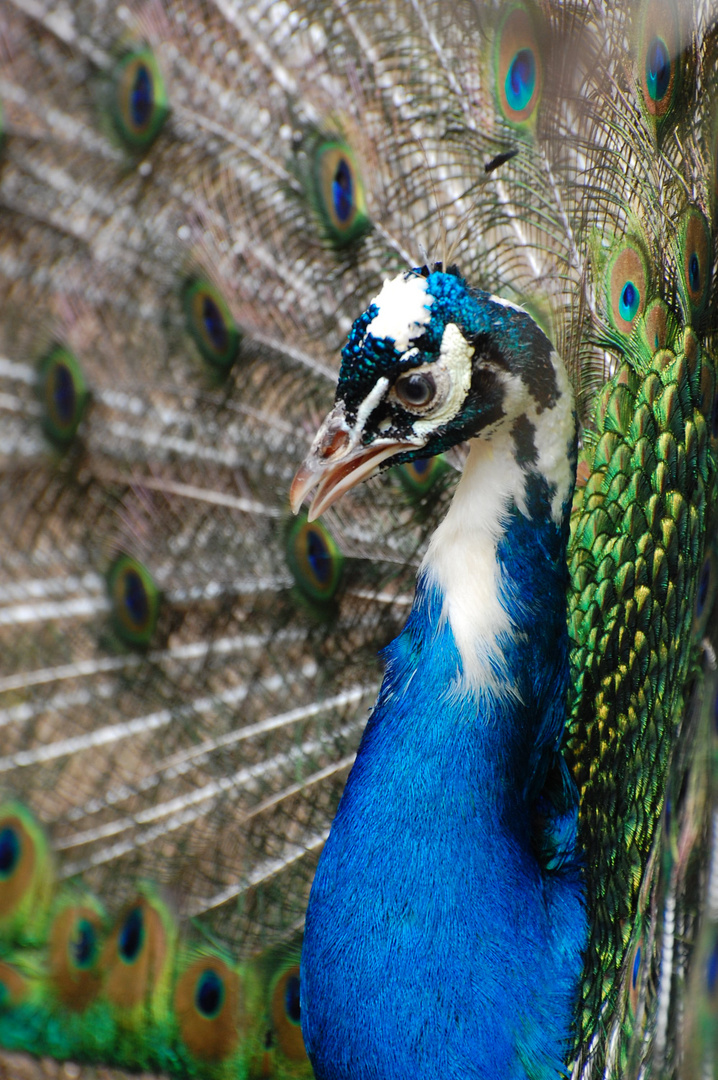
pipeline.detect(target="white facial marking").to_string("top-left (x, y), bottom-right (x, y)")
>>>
top-left (356, 377), bottom-right (389, 430)
top-left (365, 274), bottom-right (434, 353)
top-left (412, 323), bottom-right (473, 437)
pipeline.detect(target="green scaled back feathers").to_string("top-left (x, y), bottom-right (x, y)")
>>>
top-left (0, 0), bottom-right (718, 1078)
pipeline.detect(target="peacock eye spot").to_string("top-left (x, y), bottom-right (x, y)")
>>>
top-left (202, 296), bottom-right (228, 352)
top-left (507, 48), bottom-right (536, 111)
top-left (0, 826), bottom-right (20, 878)
top-left (112, 49), bottom-right (168, 150)
top-left (118, 906), bottom-right (144, 963)
top-left (195, 969), bottom-right (225, 1018)
top-left (286, 518), bottom-right (343, 605)
top-left (52, 363), bottom-right (75, 424)
top-left (645, 36), bottom-right (670, 101)
top-left (395, 371), bottom-right (436, 409)
top-left (313, 140), bottom-right (368, 247)
top-left (307, 529), bottom-right (331, 585)
top-left (71, 918), bottom-right (98, 969)
top-left (632, 945), bottom-right (641, 990)
top-left (689, 252), bottom-right (701, 291)
top-left (39, 345), bottom-right (88, 447)
top-left (131, 64), bottom-right (152, 127)
top-left (332, 157), bottom-right (353, 224)
top-left (183, 279), bottom-right (241, 373)
top-left (284, 974), bottom-right (301, 1024)
top-left (619, 281), bottom-right (640, 322)
top-left (124, 569), bottom-right (149, 625)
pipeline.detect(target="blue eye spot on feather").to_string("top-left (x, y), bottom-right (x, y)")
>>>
top-left (195, 969), bottom-right (225, 1018)
top-left (312, 141), bottom-right (369, 247)
top-left (0, 827), bottom-right (19, 879)
top-left (679, 209), bottom-right (712, 320)
top-left (495, 6), bottom-right (543, 126)
top-left (645, 37), bottom-right (670, 101)
top-left (110, 50), bottom-right (168, 150)
top-left (131, 64), bottom-right (152, 127)
top-left (632, 945), bottom-right (641, 989)
top-left (271, 964), bottom-right (308, 1061)
top-left (183, 279), bottom-right (241, 373)
top-left (397, 455), bottom-right (446, 498)
top-left (175, 956), bottom-right (240, 1060)
top-left (38, 346), bottom-right (88, 448)
top-left (287, 517), bottom-right (344, 605)
top-left (49, 904), bottom-right (104, 1008)
top-left (332, 157), bottom-right (353, 223)
top-left (285, 973), bottom-right (301, 1024)
top-left (605, 240), bottom-right (649, 335)
top-left (619, 281), bottom-right (640, 323)
top-left (72, 918), bottom-right (98, 969)
top-left (506, 48), bottom-right (536, 111)
top-left (203, 297), bottom-right (228, 351)
top-left (107, 555), bottom-right (160, 647)
top-left (125, 571), bottom-right (148, 625)
top-left (636, 2), bottom-right (680, 125)
top-left (52, 363), bottom-right (74, 424)
top-left (118, 906), bottom-right (144, 963)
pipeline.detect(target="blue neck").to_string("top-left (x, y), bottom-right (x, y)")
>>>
top-left (301, 478), bottom-right (587, 1080)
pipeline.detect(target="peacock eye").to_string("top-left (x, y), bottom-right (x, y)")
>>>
top-left (395, 372), bottom-right (436, 409)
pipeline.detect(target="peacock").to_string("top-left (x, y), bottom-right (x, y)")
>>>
top-left (0, 0), bottom-right (717, 1077)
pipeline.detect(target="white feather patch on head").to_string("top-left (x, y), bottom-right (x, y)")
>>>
top-left (365, 274), bottom-right (434, 352)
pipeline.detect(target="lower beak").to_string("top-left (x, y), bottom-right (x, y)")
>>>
top-left (289, 407), bottom-right (417, 521)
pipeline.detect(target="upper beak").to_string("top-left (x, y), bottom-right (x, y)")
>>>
top-left (290, 404), bottom-right (417, 520)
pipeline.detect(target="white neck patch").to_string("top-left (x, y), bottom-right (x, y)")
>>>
top-left (365, 274), bottom-right (434, 353)
top-left (421, 429), bottom-right (527, 697)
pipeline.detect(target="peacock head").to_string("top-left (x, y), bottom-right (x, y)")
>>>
top-left (291, 266), bottom-right (575, 521)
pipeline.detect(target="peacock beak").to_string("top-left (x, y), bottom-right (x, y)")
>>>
top-left (290, 403), bottom-right (416, 521)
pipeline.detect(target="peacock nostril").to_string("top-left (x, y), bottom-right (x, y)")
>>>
top-left (320, 429), bottom-right (350, 459)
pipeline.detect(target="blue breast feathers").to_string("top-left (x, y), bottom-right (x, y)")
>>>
top-left (301, 470), bottom-right (588, 1080)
